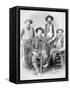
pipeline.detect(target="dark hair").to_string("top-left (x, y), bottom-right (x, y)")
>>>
top-left (24, 19), bottom-right (33, 24)
top-left (45, 15), bottom-right (54, 21)
top-left (36, 27), bottom-right (44, 33)
top-left (56, 29), bottom-right (64, 33)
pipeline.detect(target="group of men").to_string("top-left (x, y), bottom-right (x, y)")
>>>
top-left (21, 15), bottom-right (64, 74)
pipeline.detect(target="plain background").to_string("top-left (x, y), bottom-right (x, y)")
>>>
top-left (0, 0), bottom-right (69, 90)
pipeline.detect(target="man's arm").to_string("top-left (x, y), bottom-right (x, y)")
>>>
top-left (58, 47), bottom-right (65, 52)
top-left (48, 33), bottom-right (56, 43)
top-left (59, 36), bottom-right (65, 52)
top-left (32, 37), bottom-right (38, 50)
top-left (30, 27), bottom-right (35, 40)
top-left (48, 25), bottom-right (56, 43)
top-left (32, 37), bottom-right (38, 55)
top-left (20, 29), bottom-right (25, 40)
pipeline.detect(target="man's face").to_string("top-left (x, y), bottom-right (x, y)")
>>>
top-left (57, 30), bottom-right (63, 37)
top-left (37, 30), bottom-right (42, 36)
top-left (26, 21), bottom-right (30, 29)
top-left (47, 17), bottom-right (52, 24)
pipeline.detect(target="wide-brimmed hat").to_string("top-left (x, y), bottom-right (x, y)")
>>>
top-left (36, 27), bottom-right (44, 33)
top-left (45, 15), bottom-right (54, 21)
top-left (24, 19), bottom-right (33, 24)
top-left (56, 29), bottom-right (64, 33)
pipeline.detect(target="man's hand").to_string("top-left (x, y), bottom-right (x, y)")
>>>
top-left (42, 50), bottom-right (46, 54)
top-left (58, 48), bottom-right (65, 52)
top-left (32, 49), bottom-right (38, 56)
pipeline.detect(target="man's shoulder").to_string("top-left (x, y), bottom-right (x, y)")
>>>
top-left (21, 28), bottom-right (25, 32)
top-left (21, 28), bottom-right (25, 37)
top-left (32, 36), bottom-right (39, 44)
top-left (33, 36), bottom-right (39, 39)
top-left (32, 36), bottom-right (39, 41)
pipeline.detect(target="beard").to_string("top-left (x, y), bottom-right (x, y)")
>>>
top-left (26, 25), bottom-right (30, 30)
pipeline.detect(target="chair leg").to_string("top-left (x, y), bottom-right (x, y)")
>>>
top-left (59, 52), bottom-right (63, 68)
top-left (40, 57), bottom-right (43, 73)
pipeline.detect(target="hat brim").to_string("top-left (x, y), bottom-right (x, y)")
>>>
top-left (24, 19), bottom-right (33, 24)
top-left (36, 27), bottom-right (45, 33)
top-left (56, 29), bottom-right (64, 33)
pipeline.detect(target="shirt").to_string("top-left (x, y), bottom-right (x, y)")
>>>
top-left (55, 36), bottom-right (64, 49)
top-left (32, 36), bottom-right (44, 51)
top-left (45, 24), bottom-right (54, 40)
top-left (21, 27), bottom-right (34, 40)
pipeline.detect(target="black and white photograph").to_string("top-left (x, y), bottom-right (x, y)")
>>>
top-left (20, 9), bottom-right (67, 81)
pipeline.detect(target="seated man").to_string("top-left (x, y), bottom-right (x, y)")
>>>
top-left (32, 27), bottom-right (48, 74)
top-left (50, 29), bottom-right (64, 60)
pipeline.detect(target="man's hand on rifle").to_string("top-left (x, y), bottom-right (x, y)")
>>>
top-left (32, 49), bottom-right (38, 56)
top-left (42, 50), bottom-right (46, 54)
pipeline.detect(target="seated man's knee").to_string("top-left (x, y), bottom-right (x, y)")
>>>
top-left (32, 55), bottom-right (37, 63)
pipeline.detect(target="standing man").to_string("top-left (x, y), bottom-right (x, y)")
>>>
top-left (20, 19), bottom-right (35, 69)
top-left (21, 19), bottom-right (35, 40)
top-left (42, 15), bottom-right (56, 68)
top-left (45, 15), bottom-right (56, 41)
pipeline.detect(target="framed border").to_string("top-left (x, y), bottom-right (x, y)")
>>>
top-left (10, 6), bottom-right (69, 84)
